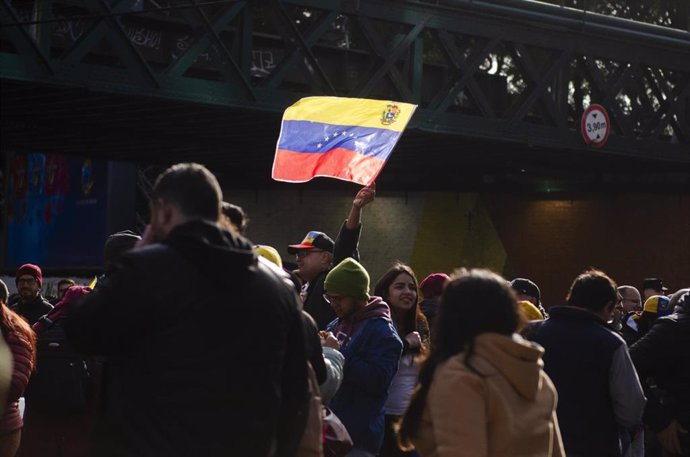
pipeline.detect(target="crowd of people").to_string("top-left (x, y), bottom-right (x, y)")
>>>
top-left (0, 162), bottom-right (688, 457)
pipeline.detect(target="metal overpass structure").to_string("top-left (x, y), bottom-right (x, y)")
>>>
top-left (2, 0), bottom-right (689, 190)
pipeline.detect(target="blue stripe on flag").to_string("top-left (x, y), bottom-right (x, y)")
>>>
top-left (278, 120), bottom-right (401, 160)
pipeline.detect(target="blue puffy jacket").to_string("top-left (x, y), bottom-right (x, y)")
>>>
top-left (327, 314), bottom-right (402, 453)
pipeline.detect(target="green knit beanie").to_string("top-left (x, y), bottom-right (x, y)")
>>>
top-left (325, 258), bottom-right (370, 300)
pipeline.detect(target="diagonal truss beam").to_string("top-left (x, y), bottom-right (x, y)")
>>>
top-left (353, 16), bottom-right (430, 99)
top-left (163, 2), bottom-right (245, 78)
top-left (581, 57), bottom-right (635, 137)
top-left (429, 37), bottom-right (500, 118)
top-left (506, 44), bottom-right (570, 127)
top-left (261, 8), bottom-right (337, 92)
top-left (174, 1), bottom-right (255, 100)
top-left (437, 30), bottom-right (496, 119)
top-left (60, 0), bottom-right (158, 87)
top-left (266, 0), bottom-right (336, 94)
top-left (644, 74), bottom-right (690, 139)
top-left (0, 0), bottom-right (687, 158)
top-left (0, 0), bottom-right (54, 75)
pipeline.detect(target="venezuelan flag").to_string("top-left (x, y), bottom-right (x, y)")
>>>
top-left (272, 96), bottom-right (417, 186)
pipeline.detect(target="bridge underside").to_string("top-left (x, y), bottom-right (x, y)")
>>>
top-left (1, 0), bottom-right (689, 191)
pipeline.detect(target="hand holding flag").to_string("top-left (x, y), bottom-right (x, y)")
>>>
top-left (353, 183), bottom-right (376, 209)
top-left (272, 96), bottom-right (417, 186)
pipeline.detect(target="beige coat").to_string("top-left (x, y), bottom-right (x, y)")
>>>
top-left (413, 333), bottom-right (565, 457)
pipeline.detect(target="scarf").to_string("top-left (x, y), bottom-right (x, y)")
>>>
top-left (331, 296), bottom-right (392, 347)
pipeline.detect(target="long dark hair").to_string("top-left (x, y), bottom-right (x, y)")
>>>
top-left (397, 268), bottom-right (518, 450)
top-left (374, 263), bottom-right (428, 352)
top-left (1, 303), bottom-right (37, 368)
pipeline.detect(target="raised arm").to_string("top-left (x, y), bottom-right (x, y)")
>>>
top-left (346, 184), bottom-right (376, 230)
top-left (333, 185), bottom-right (376, 264)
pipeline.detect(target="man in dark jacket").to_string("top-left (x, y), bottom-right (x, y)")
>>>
top-left (322, 258), bottom-right (402, 457)
top-left (526, 269), bottom-right (646, 457)
top-left (288, 185), bottom-right (375, 329)
top-left (11, 263), bottom-right (53, 325)
top-left (630, 289), bottom-right (690, 457)
top-left (66, 163), bottom-right (309, 457)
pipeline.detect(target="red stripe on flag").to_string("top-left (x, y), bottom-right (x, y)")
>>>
top-left (272, 148), bottom-right (386, 186)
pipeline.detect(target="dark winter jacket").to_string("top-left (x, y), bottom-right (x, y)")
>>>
top-left (327, 297), bottom-right (402, 454)
top-left (0, 331), bottom-right (33, 435)
top-left (630, 293), bottom-right (690, 431)
top-left (11, 294), bottom-right (53, 326)
top-left (66, 220), bottom-right (309, 457)
top-left (621, 311), bottom-right (658, 346)
top-left (303, 221), bottom-right (362, 329)
top-left (302, 311), bottom-right (327, 385)
top-left (526, 306), bottom-right (645, 457)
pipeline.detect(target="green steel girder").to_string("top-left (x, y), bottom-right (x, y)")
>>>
top-left (163, 2), bottom-right (244, 78)
top-left (0, 0), bottom-right (54, 75)
top-left (1, 0), bottom-right (689, 162)
top-left (261, 5), bottom-right (337, 92)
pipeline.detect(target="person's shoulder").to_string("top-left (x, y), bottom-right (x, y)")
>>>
top-left (646, 313), bottom-right (688, 336)
top-left (433, 355), bottom-right (488, 390)
top-left (594, 321), bottom-right (626, 344)
top-left (5, 330), bottom-right (33, 360)
top-left (370, 318), bottom-right (403, 348)
top-left (520, 319), bottom-right (546, 341)
top-left (117, 243), bottom-right (184, 276)
top-left (122, 242), bottom-right (176, 262)
top-left (656, 313), bottom-right (685, 324)
top-left (364, 316), bottom-right (398, 334)
top-left (562, 316), bottom-right (626, 351)
top-left (254, 258), bottom-right (298, 296)
top-left (311, 269), bottom-right (329, 287)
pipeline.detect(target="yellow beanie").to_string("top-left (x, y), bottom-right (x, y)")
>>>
top-left (255, 245), bottom-right (283, 269)
top-left (518, 300), bottom-right (544, 321)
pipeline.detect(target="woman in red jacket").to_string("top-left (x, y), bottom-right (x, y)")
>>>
top-left (0, 279), bottom-right (36, 457)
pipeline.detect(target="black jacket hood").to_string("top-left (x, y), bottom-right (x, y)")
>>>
top-left (162, 220), bottom-right (256, 284)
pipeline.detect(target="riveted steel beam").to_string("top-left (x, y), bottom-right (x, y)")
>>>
top-left (0, 0), bottom-right (688, 161)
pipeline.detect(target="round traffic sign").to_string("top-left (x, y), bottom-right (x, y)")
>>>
top-left (581, 104), bottom-right (610, 148)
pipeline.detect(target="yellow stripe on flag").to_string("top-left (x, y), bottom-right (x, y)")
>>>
top-left (282, 96), bottom-right (417, 132)
top-left (88, 276), bottom-right (98, 290)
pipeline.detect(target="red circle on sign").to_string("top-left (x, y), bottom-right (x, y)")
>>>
top-left (581, 104), bottom-right (610, 148)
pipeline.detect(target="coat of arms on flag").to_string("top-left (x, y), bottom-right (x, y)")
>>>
top-left (272, 96), bottom-right (417, 186)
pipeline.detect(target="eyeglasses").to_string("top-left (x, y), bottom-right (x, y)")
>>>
top-left (17, 277), bottom-right (37, 285)
top-left (295, 249), bottom-right (324, 259)
top-left (323, 293), bottom-right (346, 304)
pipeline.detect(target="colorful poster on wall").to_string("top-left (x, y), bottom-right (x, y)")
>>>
top-left (5, 151), bottom-right (108, 268)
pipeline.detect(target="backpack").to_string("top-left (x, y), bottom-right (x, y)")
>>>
top-left (26, 317), bottom-right (91, 414)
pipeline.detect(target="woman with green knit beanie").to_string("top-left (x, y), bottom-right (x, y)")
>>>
top-left (321, 258), bottom-right (403, 457)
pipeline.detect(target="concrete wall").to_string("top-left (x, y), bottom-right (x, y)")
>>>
top-left (224, 188), bottom-right (690, 308)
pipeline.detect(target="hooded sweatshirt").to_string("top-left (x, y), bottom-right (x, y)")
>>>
top-left (329, 296), bottom-right (392, 346)
top-left (413, 333), bottom-right (565, 457)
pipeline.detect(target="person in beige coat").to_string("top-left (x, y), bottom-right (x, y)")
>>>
top-left (398, 269), bottom-right (565, 457)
